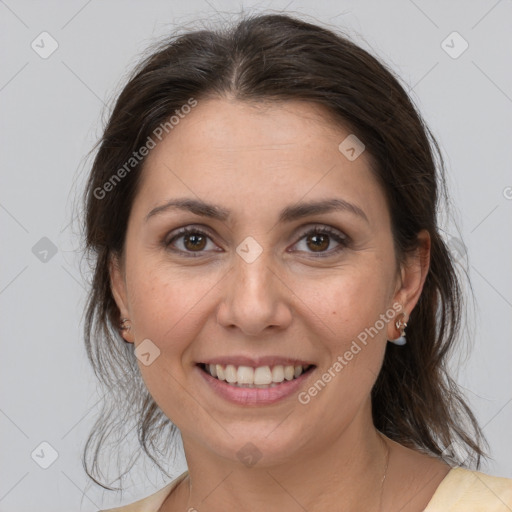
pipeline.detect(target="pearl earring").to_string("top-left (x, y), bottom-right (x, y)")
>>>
top-left (120, 318), bottom-right (131, 331)
top-left (389, 313), bottom-right (407, 346)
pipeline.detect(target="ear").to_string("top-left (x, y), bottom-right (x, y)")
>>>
top-left (109, 253), bottom-right (134, 343)
top-left (387, 229), bottom-right (431, 340)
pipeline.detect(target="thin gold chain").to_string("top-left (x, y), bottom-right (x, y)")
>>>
top-left (379, 433), bottom-right (391, 511)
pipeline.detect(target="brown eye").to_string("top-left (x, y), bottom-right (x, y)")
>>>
top-left (166, 227), bottom-right (220, 256)
top-left (183, 233), bottom-right (207, 251)
top-left (292, 226), bottom-right (348, 257)
top-left (306, 233), bottom-right (330, 252)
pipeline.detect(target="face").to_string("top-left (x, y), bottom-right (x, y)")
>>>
top-left (111, 98), bottom-right (429, 467)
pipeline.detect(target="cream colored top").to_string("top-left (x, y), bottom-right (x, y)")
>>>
top-left (100, 467), bottom-right (512, 511)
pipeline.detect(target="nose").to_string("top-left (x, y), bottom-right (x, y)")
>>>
top-left (216, 251), bottom-right (293, 337)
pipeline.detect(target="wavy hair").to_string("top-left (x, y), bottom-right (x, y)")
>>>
top-left (81, 12), bottom-right (485, 489)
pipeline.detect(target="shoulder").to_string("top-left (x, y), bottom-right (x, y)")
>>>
top-left (424, 467), bottom-right (512, 511)
top-left (98, 471), bottom-right (189, 512)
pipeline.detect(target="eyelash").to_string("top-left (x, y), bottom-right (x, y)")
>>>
top-left (165, 225), bottom-right (349, 258)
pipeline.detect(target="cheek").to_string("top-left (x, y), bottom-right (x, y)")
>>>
top-left (127, 263), bottom-right (222, 346)
top-left (293, 272), bottom-right (390, 428)
top-left (296, 262), bottom-right (394, 348)
top-left (124, 262), bottom-right (223, 427)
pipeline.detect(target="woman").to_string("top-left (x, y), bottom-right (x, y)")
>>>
top-left (82, 13), bottom-right (512, 511)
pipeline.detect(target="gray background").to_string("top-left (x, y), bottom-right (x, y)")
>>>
top-left (1, 0), bottom-right (511, 510)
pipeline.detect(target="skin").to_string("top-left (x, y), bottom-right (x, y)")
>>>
top-left (111, 98), bottom-right (450, 511)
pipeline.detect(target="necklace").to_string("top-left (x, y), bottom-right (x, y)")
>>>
top-left (378, 433), bottom-right (391, 511)
top-left (175, 435), bottom-right (392, 512)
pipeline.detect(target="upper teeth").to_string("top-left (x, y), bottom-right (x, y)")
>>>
top-left (206, 364), bottom-right (310, 386)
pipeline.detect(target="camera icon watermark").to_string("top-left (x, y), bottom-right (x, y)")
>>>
top-left (135, 338), bottom-right (161, 366)
top-left (31, 31), bottom-right (59, 59)
top-left (236, 236), bottom-right (263, 264)
top-left (447, 237), bottom-right (467, 263)
top-left (440, 442), bottom-right (470, 468)
top-left (338, 134), bottom-right (365, 161)
top-left (31, 441), bottom-right (59, 469)
top-left (32, 236), bottom-right (58, 263)
top-left (236, 442), bottom-right (263, 468)
top-left (441, 31), bottom-right (468, 59)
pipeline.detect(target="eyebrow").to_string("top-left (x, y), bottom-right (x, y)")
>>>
top-left (145, 197), bottom-right (369, 224)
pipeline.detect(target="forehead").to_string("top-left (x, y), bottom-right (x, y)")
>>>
top-left (146, 98), bottom-right (350, 160)
top-left (133, 98), bottom-right (388, 227)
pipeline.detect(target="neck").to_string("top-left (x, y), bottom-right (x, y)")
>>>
top-left (173, 405), bottom-right (390, 512)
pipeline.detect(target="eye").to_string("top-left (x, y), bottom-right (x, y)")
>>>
top-left (165, 225), bottom-right (348, 258)
top-left (165, 226), bottom-right (221, 256)
top-left (291, 226), bottom-right (348, 256)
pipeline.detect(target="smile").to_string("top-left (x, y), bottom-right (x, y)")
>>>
top-left (199, 362), bottom-right (314, 387)
top-left (196, 362), bottom-right (317, 405)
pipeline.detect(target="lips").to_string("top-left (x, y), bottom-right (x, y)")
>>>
top-left (198, 362), bottom-right (314, 387)
top-left (196, 362), bottom-right (316, 405)
top-left (199, 355), bottom-right (315, 368)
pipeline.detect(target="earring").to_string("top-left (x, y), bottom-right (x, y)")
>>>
top-left (389, 313), bottom-right (407, 346)
top-left (120, 318), bottom-right (131, 332)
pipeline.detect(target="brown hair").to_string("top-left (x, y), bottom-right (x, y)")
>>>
top-left (82, 12), bottom-right (485, 490)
